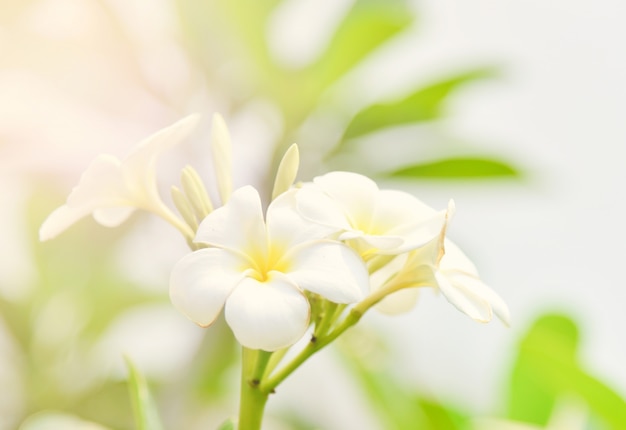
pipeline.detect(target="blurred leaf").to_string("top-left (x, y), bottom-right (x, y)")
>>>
top-left (508, 313), bottom-right (626, 429)
top-left (388, 156), bottom-right (518, 178)
top-left (309, 0), bottom-right (413, 91)
top-left (217, 418), bottom-right (236, 430)
top-left (343, 69), bottom-right (494, 140)
top-left (125, 357), bottom-right (164, 430)
top-left (418, 398), bottom-right (469, 429)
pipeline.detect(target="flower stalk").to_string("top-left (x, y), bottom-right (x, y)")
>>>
top-left (238, 348), bottom-right (270, 430)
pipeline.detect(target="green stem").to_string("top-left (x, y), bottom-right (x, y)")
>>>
top-left (263, 347), bottom-right (289, 380)
top-left (313, 301), bottom-right (338, 339)
top-left (238, 348), bottom-right (270, 430)
top-left (260, 309), bottom-right (362, 395)
top-left (260, 289), bottom-right (395, 395)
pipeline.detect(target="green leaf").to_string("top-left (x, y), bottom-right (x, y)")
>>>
top-left (387, 157), bottom-right (518, 179)
top-left (125, 357), bottom-right (164, 430)
top-left (507, 313), bottom-right (626, 428)
top-left (309, 0), bottom-right (413, 90)
top-left (343, 69), bottom-right (495, 140)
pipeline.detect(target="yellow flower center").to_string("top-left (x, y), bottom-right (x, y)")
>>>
top-left (245, 241), bottom-right (291, 282)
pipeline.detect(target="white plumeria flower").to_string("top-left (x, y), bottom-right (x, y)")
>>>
top-left (169, 185), bottom-right (369, 351)
top-left (377, 203), bottom-right (510, 325)
top-left (295, 171), bottom-right (447, 257)
top-left (39, 114), bottom-right (200, 241)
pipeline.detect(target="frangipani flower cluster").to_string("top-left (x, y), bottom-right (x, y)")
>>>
top-left (40, 113), bottom-right (509, 353)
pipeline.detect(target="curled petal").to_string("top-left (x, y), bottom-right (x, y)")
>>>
top-left (440, 239), bottom-right (479, 275)
top-left (195, 186), bottom-right (267, 253)
top-left (287, 241), bottom-right (368, 303)
top-left (123, 113), bottom-right (201, 203)
top-left (444, 271), bottom-right (510, 325)
top-left (436, 271), bottom-right (493, 322)
top-left (439, 240), bottom-right (510, 324)
top-left (66, 154), bottom-right (130, 210)
top-left (385, 210), bottom-right (448, 254)
top-left (169, 248), bottom-right (245, 327)
top-left (225, 275), bottom-right (309, 351)
top-left (439, 270), bottom-right (510, 326)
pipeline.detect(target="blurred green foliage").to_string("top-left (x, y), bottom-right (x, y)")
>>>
top-left (175, 0), bottom-right (518, 188)
top-left (125, 358), bottom-right (164, 430)
top-left (507, 313), bottom-right (626, 429)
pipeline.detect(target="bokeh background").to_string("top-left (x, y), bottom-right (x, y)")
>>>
top-left (1, 0), bottom-right (625, 429)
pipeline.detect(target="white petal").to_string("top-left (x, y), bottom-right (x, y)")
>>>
top-left (445, 271), bottom-right (510, 326)
top-left (404, 236), bottom-right (442, 272)
top-left (225, 275), bottom-right (309, 351)
top-left (169, 248), bottom-right (245, 327)
top-left (195, 186), bottom-right (267, 253)
top-left (313, 171), bottom-right (379, 229)
top-left (121, 114), bottom-right (200, 208)
top-left (39, 204), bottom-right (92, 241)
top-left (123, 113), bottom-right (200, 203)
top-left (210, 113), bottom-right (233, 204)
top-left (126, 114), bottom-right (200, 164)
top-left (440, 239), bottom-right (479, 275)
top-left (295, 185), bottom-right (351, 231)
top-left (287, 241), bottom-right (368, 303)
top-left (386, 209), bottom-right (448, 254)
top-left (436, 272), bottom-right (493, 322)
top-left (267, 189), bottom-right (337, 248)
top-left (93, 206), bottom-right (136, 227)
top-left (66, 154), bottom-right (130, 210)
top-left (371, 189), bottom-right (437, 233)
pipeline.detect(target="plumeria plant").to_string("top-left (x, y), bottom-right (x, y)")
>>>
top-left (40, 114), bottom-right (509, 430)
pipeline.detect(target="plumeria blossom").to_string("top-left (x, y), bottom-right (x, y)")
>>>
top-left (295, 171), bottom-right (448, 258)
top-left (39, 114), bottom-right (200, 241)
top-left (169, 185), bottom-right (369, 351)
top-left (375, 202), bottom-right (510, 325)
